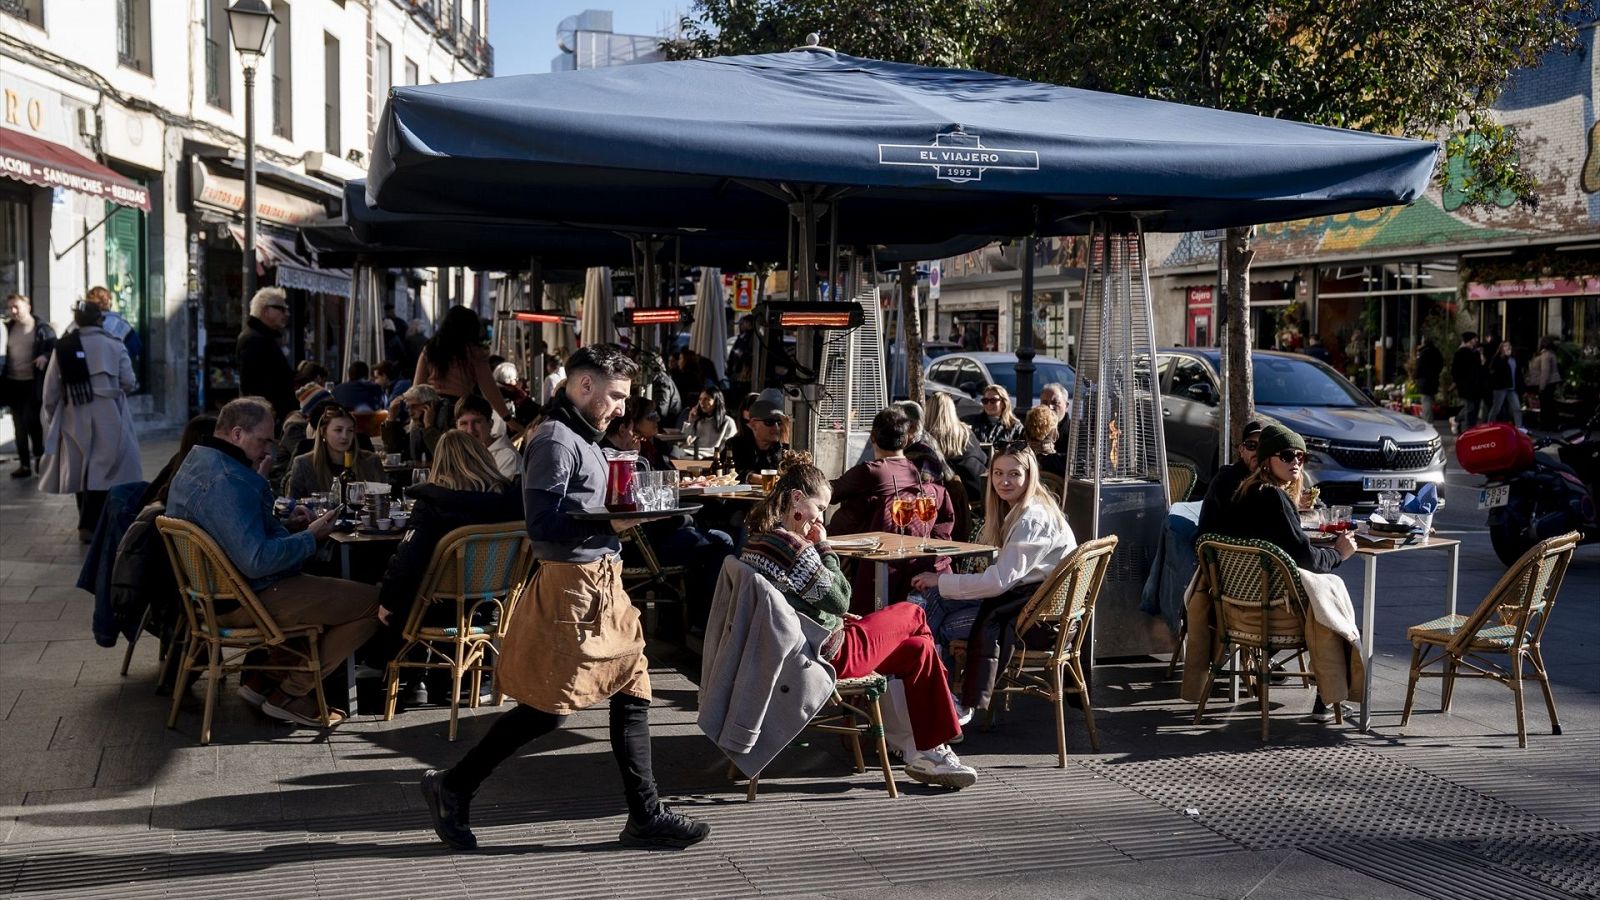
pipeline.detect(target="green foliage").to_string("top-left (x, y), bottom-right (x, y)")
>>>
top-left (666, 0), bottom-right (1001, 68)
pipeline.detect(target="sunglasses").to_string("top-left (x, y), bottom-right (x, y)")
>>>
top-left (1241, 440), bottom-right (1259, 451)
top-left (981, 396), bottom-right (1002, 404)
top-left (266, 304), bottom-right (289, 312)
top-left (757, 417), bottom-right (784, 427)
top-left (1274, 449), bottom-right (1307, 464)
top-left (992, 439), bottom-right (1028, 456)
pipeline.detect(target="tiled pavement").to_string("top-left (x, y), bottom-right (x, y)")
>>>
top-left (0, 435), bottom-right (1597, 898)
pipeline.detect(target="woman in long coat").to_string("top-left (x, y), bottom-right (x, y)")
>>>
top-left (38, 302), bottom-right (142, 541)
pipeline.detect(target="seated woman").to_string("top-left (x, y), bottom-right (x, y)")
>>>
top-left (1212, 424), bottom-right (1354, 573)
top-left (283, 404), bottom-right (385, 499)
top-left (369, 431), bottom-right (524, 678)
top-left (685, 387), bottom-right (737, 460)
top-left (741, 459), bottom-right (978, 789)
top-left (1023, 406), bottom-right (1067, 478)
top-left (962, 384), bottom-right (1023, 447)
top-left (603, 397), bottom-right (674, 471)
top-left (909, 443), bottom-right (1076, 718)
top-left (829, 407), bottom-right (955, 612)
top-left (381, 383), bottom-right (446, 464)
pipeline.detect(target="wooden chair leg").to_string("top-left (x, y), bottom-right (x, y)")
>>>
top-left (866, 697), bottom-right (898, 798)
top-left (199, 642), bottom-right (221, 746)
top-left (1164, 619), bottom-right (1186, 679)
top-left (1400, 643), bottom-right (1424, 725)
top-left (1511, 658), bottom-right (1528, 749)
top-left (1441, 658), bottom-right (1460, 713)
top-left (448, 639), bottom-right (466, 742)
top-left (121, 605), bottom-right (151, 676)
top-left (469, 644), bottom-right (485, 709)
top-left (306, 635), bottom-right (330, 727)
top-left (383, 658), bottom-right (403, 721)
top-left (1194, 642), bottom-right (1223, 726)
top-left (1069, 657), bottom-right (1100, 753)
top-left (157, 622), bottom-right (189, 692)
top-left (1528, 646), bottom-right (1562, 735)
top-left (1051, 664), bottom-right (1068, 768)
top-left (1257, 647), bottom-right (1272, 742)
top-left (167, 635), bottom-right (201, 729)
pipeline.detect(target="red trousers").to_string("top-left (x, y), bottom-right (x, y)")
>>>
top-left (831, 602), bottom-right (960, 752)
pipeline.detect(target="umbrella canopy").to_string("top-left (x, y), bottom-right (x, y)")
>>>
top-left (579, 267), bottom-right (616, 348)
top-left (368, 49), bottom-right (1438, 238)
top-left (690, 269), bottom-right (729, 382)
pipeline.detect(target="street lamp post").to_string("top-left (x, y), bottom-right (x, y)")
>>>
top-left (227, 0), bottom-right (276, 318)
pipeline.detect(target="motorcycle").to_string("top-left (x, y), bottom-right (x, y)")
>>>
top-left (1459, 412), bottom-right (1600, 566)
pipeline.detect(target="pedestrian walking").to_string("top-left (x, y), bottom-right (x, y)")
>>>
top-left (2, 294), bottom-right (55, 477)
top-left (1527, 337), bottom-right (1564, 431)
top-left (421, 343), bottom-right (709, 853)
top-left (237, 287), bottom-right (298, 422)
top-left (37, 300), bottom-right (141, 542)
top-left (1451, 331), bottom-right (1486, 432)
top-left (1488, 339), bottom-right (1523, 428)
top-left (1414, 336), bottom-right (1444, 423)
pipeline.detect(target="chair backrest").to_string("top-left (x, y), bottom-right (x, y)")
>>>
top-left (1167, 462), bottom-right (1197, 503)
top-left (154, 516), bottom-right (283, 643)
top-left (1193, 532), bottom-right (1307, 614)
top-left (1013, 535), bottom-right (1119, 658)
top-left (1451, 530), bottom-right (1579, 654)
top-left (411, 521), bottom-right (534, 634)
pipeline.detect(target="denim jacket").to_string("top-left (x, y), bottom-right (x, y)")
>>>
top-left (165, 439), bottom-right (315, 591)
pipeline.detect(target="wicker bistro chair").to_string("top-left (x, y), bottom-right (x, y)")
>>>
top-left (949, 536), bottom-right (1118, 766)
top-left (1401, 531), bottom-right (1579, 748)
top-left (1167, 461), bottom-right (1198, 504)
top-left (383, 522), bottom-right (534, 741)
top-left (1192, 533), bottom-right (1332, 741)
top-left (738, 673), bottom-right (899, 801)
top-left (154, 516), bottom-right (332, 744)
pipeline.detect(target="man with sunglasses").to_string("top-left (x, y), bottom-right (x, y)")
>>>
top-left (237, 287), bottom-right (297, 421)
top-left (724, 394), bottom-right (790, 481)
top-left (1196, 419), bottom-right (1264, 536)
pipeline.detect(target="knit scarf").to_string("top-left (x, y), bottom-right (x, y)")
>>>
top-left (53, 331), bottom-right (94, 406)
top-left (740, 529), bottom-right (825, 603)
top-left (545, 389), bottom-right (604, 444)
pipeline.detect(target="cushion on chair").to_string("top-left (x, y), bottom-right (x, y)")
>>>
top-left (421, 626), bottom-right (488, 637)
top-left (1408, 613), bottom-right (1523, 649)
top-left (835, 674), bottom-right (888, 698)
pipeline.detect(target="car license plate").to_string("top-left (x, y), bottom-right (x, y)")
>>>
top-left (1362, 476), bottom-right (1417, 492)
top-left (1478, 484), bottom-right (1510, 509)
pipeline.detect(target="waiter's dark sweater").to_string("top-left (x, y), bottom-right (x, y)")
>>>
top-left (523, 391), bottom-right (620, 563)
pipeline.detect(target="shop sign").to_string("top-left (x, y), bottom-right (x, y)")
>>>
top-left (1187, 285), bottom-right (1214, 307)
top-left (733, 275), bottom-right (755, 311)
top-left (878, 128), bottom-right (1039, 184)
top-left (191, 159), bottom-right (328, 226)
top-left (1467, 276), bottom-right (1600, 301)
top-left (0, 74), bottom-right (73, 145)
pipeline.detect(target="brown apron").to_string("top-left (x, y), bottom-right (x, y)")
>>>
top-left (496, 554), bottom-right (651, 715)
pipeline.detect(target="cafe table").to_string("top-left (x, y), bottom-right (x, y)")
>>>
top-left (830, 531), bottom-right (1000, 610)
top-left (1347, 529), bottom-right (1460, 731)
top-left (327, 528), bottom-right (406, 711)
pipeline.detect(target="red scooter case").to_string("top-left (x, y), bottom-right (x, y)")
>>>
top-left (1456, 423), bottom-right (1534, 475)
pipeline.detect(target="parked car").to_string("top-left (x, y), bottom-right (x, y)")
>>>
top-left (925, 352), bottom-right (1075, 418)
top-left (1158, 348), bottom-right (1445, 507)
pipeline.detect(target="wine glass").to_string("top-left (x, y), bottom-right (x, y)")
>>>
top-left (914, 489), bottom-right (938, 551)
top-left (889, 495), bottom-right (913, 557)
top-left (346, 480), bottom-right (368, 522)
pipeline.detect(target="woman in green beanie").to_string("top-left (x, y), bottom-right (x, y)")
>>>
top-left (1219, 423), bottom-right (1355, 573)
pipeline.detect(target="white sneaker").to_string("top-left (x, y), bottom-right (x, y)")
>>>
top-left (905, 744), bottom-right (978, 789)
top-left (953, 699), bottom-right (974, 727)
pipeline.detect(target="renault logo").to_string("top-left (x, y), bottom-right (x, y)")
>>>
top-left (1380, 437), bottom-right (1399, 467)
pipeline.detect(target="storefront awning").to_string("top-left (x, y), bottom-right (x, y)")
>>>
top-left (229, 225), bottom-right (352, 298)
top-left (0, 127), bottom-right (150, 211)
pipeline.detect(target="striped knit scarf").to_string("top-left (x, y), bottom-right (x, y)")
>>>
top-left (739, 529), bottom-right (824, 602)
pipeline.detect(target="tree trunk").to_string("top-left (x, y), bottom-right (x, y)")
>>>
top-left (901, 260), bottom-right (925, 406)
top-left (1224, 226), bottom-right (1256, 450)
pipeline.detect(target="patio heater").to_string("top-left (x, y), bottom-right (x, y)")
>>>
top-left (1064, 220), bottom-right (1173, 660)
top-left (815, 251), bottom-right (887, 476)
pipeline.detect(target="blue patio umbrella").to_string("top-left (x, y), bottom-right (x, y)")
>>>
top-left (367, 48), bottom-right (1438, 240)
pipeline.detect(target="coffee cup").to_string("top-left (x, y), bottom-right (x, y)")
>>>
top-left (376, 518), bottom-right (393, 532)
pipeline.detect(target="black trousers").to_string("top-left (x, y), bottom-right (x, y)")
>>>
top-left (444, 694), bottom-right (661, 821)
top-left (76, 490), bottom-right (108, 533)
top-left (2, 377), bottom-right (42, 467)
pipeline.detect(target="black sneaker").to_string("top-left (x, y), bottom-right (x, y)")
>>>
top-left (620, 806), bottom-right (710, 849)
top-left (420, 768), bottom-right (478, 851)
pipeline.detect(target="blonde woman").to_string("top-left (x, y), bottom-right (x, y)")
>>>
top-left (1023, 405), bottom-right (1066, 477)
top-left (374, 431), bottom-right (523, 656)
top-left (909, 443), bottom-right (1076, 715)
top-left (284, 404), bottom-right (383, 498)
top-left (923, 393), bottom-right (987, 499)
top-left (1218, 423), bottom-right (1353, 572)
top-left (961, 383), bottom-right (1023, 447)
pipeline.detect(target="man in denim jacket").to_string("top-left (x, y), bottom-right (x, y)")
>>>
top-left (166, 396), bottom-right (379, 727)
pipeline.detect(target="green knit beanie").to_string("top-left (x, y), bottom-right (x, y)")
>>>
top-left (1255, 423), bottom-right (1306, 461)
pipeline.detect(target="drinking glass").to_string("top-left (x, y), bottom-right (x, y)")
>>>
top-left (1331, 504), bottom-right (1353, 531)
top-left (889, 496), bottom-right (913, 557)
top-left (659, 469), bottom-right (680, 511)
top-left (641, 471), bottom-right (663, 512)
top-left (346, 480), bottom-right (367, 518)
top-left (914, 489), bottom-right (938, 551)
top-left (411, 467), bottom-right (429, 488)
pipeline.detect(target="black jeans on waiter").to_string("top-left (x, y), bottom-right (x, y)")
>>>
top-left (443, 694), bottom-right (661, 821)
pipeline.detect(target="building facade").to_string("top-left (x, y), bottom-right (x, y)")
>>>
top-left (0, 0), bottom-right (491, 430)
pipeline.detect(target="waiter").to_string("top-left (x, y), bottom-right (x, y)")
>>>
top-left (421, 344), bottom-right (710, 852)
